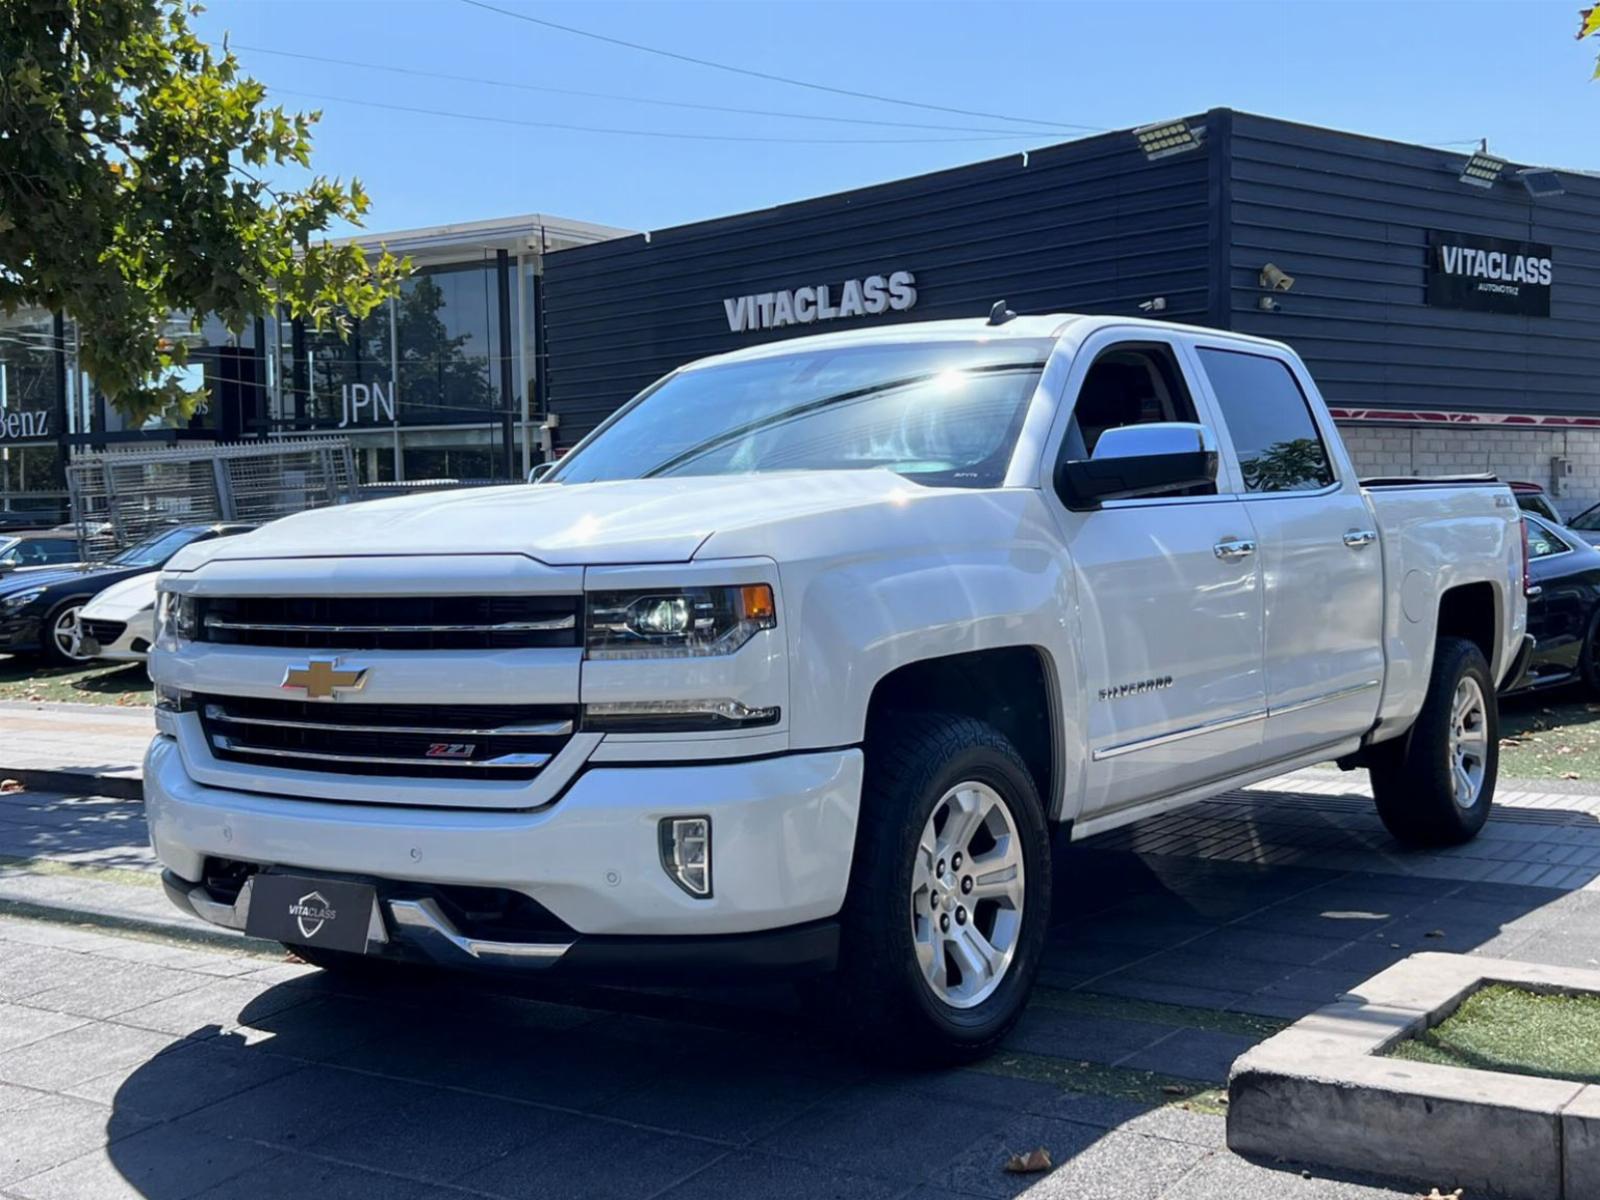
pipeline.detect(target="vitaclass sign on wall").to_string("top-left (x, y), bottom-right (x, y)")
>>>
top-left (722, 270), bottom-right (917, 333)
top-left (1426, 230), bottom-right (1552, 317)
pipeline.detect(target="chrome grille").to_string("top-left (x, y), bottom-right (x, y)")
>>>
top-left (197, 595), bottom-right (581, 651)
top-left (197, 695), bottom-right (576, 780)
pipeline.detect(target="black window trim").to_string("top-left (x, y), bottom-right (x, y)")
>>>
top-left (1524, 514), bottom-right (1574, 561)
top-left (1193, 343), bottom-right (1342, 499)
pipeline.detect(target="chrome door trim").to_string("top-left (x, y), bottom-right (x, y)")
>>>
top-left (1091, 708), bottom-right (1268, 761)
top-left (1213, 538), bottom-right (1257, 560)
top-left (1267, 678), bottom-right (1381, 718)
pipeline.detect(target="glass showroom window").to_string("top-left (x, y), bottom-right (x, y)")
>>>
top-left (396, 261), bottom-right (512, 426)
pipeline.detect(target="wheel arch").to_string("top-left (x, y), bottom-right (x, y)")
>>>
top-left (863, 645), bottom-right (1064, 821)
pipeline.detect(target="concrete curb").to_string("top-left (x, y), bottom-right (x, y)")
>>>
top-left (0, 892), bottom-right (277, 955)
top-left (1226, 952), bottom-right (1600, 1200)
top-left (0, 766), bottom-right (142, 800)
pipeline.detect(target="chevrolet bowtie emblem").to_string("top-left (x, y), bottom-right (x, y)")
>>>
top-left (281, 659), bottom-right (369, 700)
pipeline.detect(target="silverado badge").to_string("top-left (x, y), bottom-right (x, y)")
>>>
top-left (281, 658), bottom-right (369, 700)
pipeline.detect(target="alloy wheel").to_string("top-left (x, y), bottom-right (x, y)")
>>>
top-left (51, 605), bottom-right (90, 662)
top-left (909, 781), bottom-right (1025, 1009)
top-left (1449, 676), bottom-right (1489, 810)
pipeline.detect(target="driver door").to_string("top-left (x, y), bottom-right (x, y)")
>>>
top-left (1043, 333), bottom-right (1267, 823)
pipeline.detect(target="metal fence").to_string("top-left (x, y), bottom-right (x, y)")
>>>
top-left (67, 438), bottom-right (357, 558)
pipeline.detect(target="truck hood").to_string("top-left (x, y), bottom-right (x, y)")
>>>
top-left (172, 471), bottom-right (928, 569)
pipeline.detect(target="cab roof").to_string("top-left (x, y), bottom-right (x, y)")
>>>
top-left (684, 313), bottom-right (1293, 371)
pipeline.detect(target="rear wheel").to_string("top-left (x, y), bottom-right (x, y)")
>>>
top-left (1370, 636), bottom-right (1497, 846)
top-left (830, 713), bottom-right (1050, 1065)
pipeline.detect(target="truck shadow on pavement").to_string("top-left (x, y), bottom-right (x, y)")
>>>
top-left (95, 779), bottom-right (1600, 1199)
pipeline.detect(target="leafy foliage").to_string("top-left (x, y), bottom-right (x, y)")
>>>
top-left (1581, 6), bottom-right (1600, 77)
top-left (0, 0), bottom-right (406, 424)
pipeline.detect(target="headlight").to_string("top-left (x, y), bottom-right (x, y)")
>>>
top-left (1, 588), bottom-right (45, 613)
top-left (585, 584), bottom-right (776, 659)
top-left (155, 591), bottom-right (198, 643)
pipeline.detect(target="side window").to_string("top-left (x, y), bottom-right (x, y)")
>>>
top-left (1526, 518), bottom-right (1570, 559)
top-left (1196, 348), bottom-right (1335, 494)
top-left (1068, 343), bottom-right (1199, 457)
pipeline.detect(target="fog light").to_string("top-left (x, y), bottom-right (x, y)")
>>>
top-left (659, 816), bottom-right (711, 898)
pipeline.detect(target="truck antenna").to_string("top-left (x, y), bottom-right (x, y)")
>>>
top-left (987, 300), bottom-right (1017, 326)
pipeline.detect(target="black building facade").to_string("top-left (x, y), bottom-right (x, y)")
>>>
top-left (541, 109), bottom-right (1600, 502)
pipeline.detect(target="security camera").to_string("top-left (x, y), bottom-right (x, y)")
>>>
top-left (1259, 263), bottom-right (1295, 292)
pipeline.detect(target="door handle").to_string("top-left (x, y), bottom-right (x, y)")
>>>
top-left (1343, 529), bottom-right (1378, 549)
top-left (1213, 538), bottom-right (1256, 560)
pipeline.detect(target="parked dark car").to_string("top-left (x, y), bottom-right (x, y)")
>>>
top-left (0, 530), bottom-right (82, 573)
top-left (1560, 498), bottom-right (1600, 548)
top-left (1504, 513), bottom-right (1600, 695)
top-left (0, 523), bottom-right (252, 666)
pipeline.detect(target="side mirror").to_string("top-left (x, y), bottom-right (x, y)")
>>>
top-left (527, 462), bottom-right (556, 484)
top-left (1055, 422), bottom-right (1218, 510)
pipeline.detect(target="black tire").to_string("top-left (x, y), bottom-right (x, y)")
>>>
top-left (829, 712), bottom-right (1051, 1066)
top-left (1369, 637), bottom-right (1497, 847)
top-left (39, 597), bottom-right (93, 667)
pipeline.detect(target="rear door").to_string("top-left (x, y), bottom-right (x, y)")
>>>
top-left (1192, 345), bottom-right (1383, 764)
top-left (1042, 330), bottom-right (1267, 822)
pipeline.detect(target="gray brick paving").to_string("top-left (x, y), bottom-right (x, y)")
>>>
top-left (12, 763), bottom-right (1600, 1195)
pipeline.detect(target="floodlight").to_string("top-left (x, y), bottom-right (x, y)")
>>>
top-left (1458, 151), bottom-right (1506, 189)
top-left (1517, 168), bottom-right (1565, 197)
top-left (1134, 119), bottom-right (1202, 161)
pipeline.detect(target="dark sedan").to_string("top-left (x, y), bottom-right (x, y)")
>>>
top-left (1505, 513), bottom-right (1600, 695)
top-left (0, 523), bottom-right (251, 666)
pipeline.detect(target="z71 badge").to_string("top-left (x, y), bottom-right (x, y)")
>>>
top-left (425, 742), bottom-right (476, 759)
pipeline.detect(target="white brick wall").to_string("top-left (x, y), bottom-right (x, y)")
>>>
top-left (1337, 424), bottom-right (1600, 520)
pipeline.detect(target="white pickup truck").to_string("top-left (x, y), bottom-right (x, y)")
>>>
top-left (145, 314), bottom-right (1529, 1063)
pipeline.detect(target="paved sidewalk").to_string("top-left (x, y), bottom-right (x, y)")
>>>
top-left (8, 766), bottom-right (1600, 1197)
top-left (0, 702), bottom-right (151, 798)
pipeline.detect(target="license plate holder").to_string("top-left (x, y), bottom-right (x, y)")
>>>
top-left (245, 873), bottom-right (377, 954)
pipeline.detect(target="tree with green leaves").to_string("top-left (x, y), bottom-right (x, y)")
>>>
top-left (0, 0), bottom-right (405, 425)
top-left (1581, 6), bottom-right (1600, 75)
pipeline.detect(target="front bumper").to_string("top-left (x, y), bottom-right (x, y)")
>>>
top-left (160, 868), bottom-right (840, 980)
top-left (0, 613), bottom-right (44, 653)
top-left (145, 734), bottom-right (863, 967)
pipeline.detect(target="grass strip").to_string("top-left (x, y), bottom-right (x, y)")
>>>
top-left (971, 1049), bottom-right (1228, 1115)
top-left (1032, 986), bottom-right (1288, 1038)
top-left (0, 853), bottom-right (162, 888)
top-left (1387, 983), bottom-right (1600, 1085)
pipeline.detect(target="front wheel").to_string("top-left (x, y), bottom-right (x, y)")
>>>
top-left (1370, 636), bottom-right (1497, 846)
top-left (41, 599), bottom-right (93, 666)
top-left (831, 713), bottom-right (1051, 1065)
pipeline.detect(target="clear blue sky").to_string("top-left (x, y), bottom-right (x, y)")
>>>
top-left (197, 1), bottom-right (1596, 237)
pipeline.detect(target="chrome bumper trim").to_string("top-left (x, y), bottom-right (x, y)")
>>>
top-left (166, 872), bottom-right (570, 967)
top-left (387, 897), bottom-right (574, 967)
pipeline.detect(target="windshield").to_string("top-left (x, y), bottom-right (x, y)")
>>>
top-left (552, 339), bottom-right (1055, 488)
top-left (109, 527), bottom-right (207, 568)
top-left (1569, 503), bottom-right (1600, 532)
